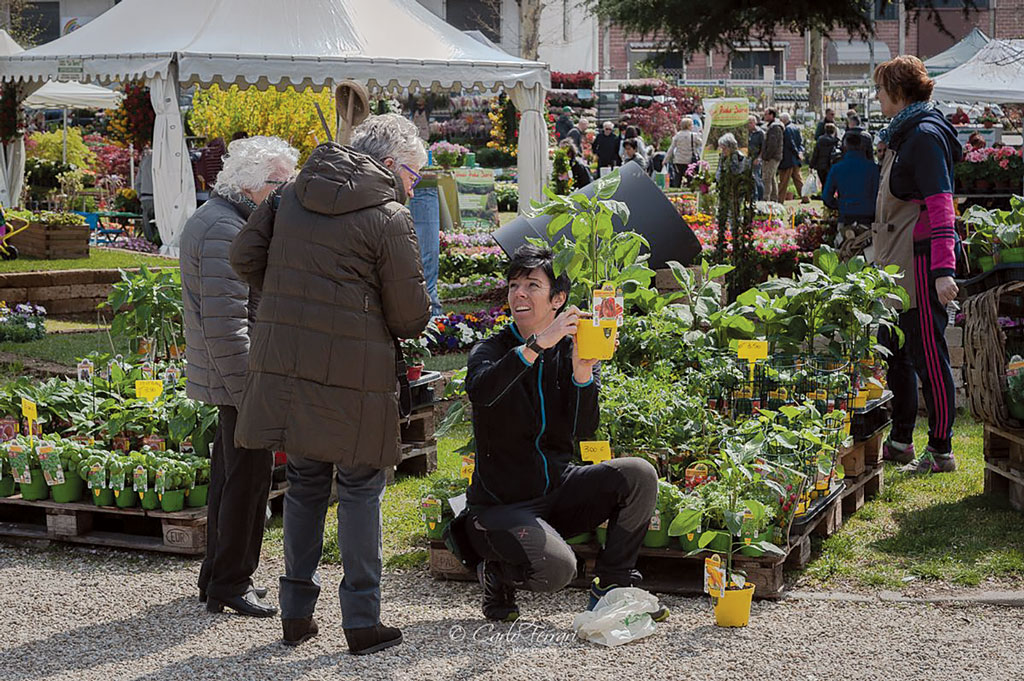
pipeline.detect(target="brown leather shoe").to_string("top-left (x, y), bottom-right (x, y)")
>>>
top-left (282, 617), bottom-right (319, 647)
top-left (344, 623), bottom-right (403, 655)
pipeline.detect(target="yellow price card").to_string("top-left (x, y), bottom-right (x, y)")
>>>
top-left (135, 380), bottom-right (164, 402)
top-left (737, 340), bottom-right (768, 361)
top-left (20, 398), bottom-right (37, 421)
top-left (460, 454), bottom-right (475, 480)
top-left (580, 441), bottom-right (612, 464)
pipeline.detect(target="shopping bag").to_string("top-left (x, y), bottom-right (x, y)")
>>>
top-left (571, 587), bottom-right (661, 647)
top-left (802, 172), bottom-right (819, 198)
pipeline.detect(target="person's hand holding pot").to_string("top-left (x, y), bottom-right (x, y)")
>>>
top-left (936, 276), bottom-right (959, 306)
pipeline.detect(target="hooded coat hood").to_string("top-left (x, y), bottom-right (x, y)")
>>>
top-left (294, 142), bottom-right (408, 217)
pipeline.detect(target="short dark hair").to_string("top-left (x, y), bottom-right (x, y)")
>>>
top-left (765, 108), bottom-right (777, 119)
top-left (844, 132), bottom-right (863, 150)
top-left (506, 244), bottom-right (570, 307)
top-left (848, 113), bottom-right (862, 127)
top-left (625, 126), bottom-right (638, 138)
top-left (824, 123), bottom-right (837, 136)
top-left (623, 138), bottom-right (637, 150)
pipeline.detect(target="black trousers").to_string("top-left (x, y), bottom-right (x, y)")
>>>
top-left (881, 244), bottom-right (956, 453)
top-left (198, 404), bottom-right (274, 600)
top-left (465, 458), bottom-right (657, 590)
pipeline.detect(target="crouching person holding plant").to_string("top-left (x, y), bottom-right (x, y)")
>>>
top-left (180, 135), bottom-right (299, 618)
top-left (446, 245), bottom-right (667, 622)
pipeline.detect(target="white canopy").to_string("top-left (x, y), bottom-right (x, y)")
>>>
top-left (924, 27), bottom-right (990, 75)
top-left (932, 39), bottom-right (1024, 103)
top-left (0, 0), bottom-right (550, 248)
top-left (0, 30), bottom-right (122, 207)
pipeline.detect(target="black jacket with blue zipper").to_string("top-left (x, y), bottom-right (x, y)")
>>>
top-left (465, 323), bottom-right (600, 507)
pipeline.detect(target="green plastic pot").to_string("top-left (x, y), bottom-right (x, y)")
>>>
top-left (114, 488), bottom-right (138, 508)
top-left (160, 489), bottom-right (186, 512)
top-left (0, 475), bottom-right (15, 497)
top-left (50, 475), bottom-right (84, 503)
top-left (701, 531), bottom-right (732, 554)
top-left (186, 484), bottom-right (209, 508)
top-left (643, 509), bottom-right (672, 548)
top-left (979, 255), bottom-right (995, 272)
top-left (738, 530), bottom-right (774, 557)
top-left (140, 489), bottom-right (159, 510)
top-left (92, 487), bottom-right (115, 507)
top-left (1008, 398), bottom-right (1024, 422)
top-left (20, 469), bottom-right (49, 501)
top-left (1000, 247), bottom-right (1024, 264)
top-left (679, 530), bottom-right (702, 553)
top-left (424, 517), bottom-right (449, 540)
top-left (565, 532), bottom-right (592, 545)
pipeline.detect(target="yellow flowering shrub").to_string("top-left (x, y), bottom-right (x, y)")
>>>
top-left (189, 85), bottom-right (335, 162)
top-left (26, 128), bottom-right (96, 168)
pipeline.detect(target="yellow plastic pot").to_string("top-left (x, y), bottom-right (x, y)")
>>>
top-left (713, 583), bottom-right (755, 627)
top-left (853, 390), bottom-right (869, 409)
top-left (576, 321), bottom-right (617, 361)
top-left (866, 384), bottom-right (884, 400)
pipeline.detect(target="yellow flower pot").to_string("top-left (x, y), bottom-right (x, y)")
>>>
top-left (866, 384), bottom-right (884, 400)
top-left (713, 582), bottom-right (756, 627)
top-left (853, 390), bottom-right (869, 409)
top-left (576, 321), bottom-right (617, 361)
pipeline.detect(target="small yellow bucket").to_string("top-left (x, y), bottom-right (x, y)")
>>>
top-left (576, 320), bottom-right (617, 360)
top-left (713, 582), bottom-right (755, 627)
top-left (853, 389), bottom-right (869, 409)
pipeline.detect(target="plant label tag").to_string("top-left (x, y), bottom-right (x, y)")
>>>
top-left (591, 284), bottom-right (624, 327)
top-left (704, 555), bottom-right (725, 598)
top-left (133, 465), bottom-right (148, 493)
top-left (135, 380), bottom-right (163, 402)
top-left (109, 467), bottom-right (125, 491)
top-left (141, 435), bottom-right (165, 452)
top-left (740, 510), bottom-right (757, 546)
top-left (737, 340), bottom-right (768, 362)
top-left (7, 444), bottom-right (29, 484)
top-left (141, 361), bottom-right (154, 378)
top-left (37, 443), bottom-right (64, 486)
top-left (163, 366), bottom-right (180, 386)
top-left (448, 493), bottom-right (467, 517)
top-left (649, 509), bottom-right (661, 531)
top-left (20, 398), bottom-right (37, 421)
top-left (685, 463), bottom-right (709, 488)
top-left (420, 496), bottom-right (442, 530)
top-left (155, 468), bottom-right (167, 495)
top-left (87, 463), bottom-right (106, 490)
top-left (460, 454), bottom-right (475, 481)
top-left (580, 441), bottom-right (612, 464)
top-left (77, 359), bottom-right (94, 382)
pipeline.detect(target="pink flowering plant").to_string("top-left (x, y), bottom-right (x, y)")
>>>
top-left (430, 140), bottom-right (470, 169)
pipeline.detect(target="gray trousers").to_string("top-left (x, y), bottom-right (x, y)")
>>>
top-left (762, 158), bottom-right (782, 203)
top-left (279, 455), bottom-right (387, 628)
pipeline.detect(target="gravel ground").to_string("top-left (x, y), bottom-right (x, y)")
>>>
top-left (1, 541), bottom-right (1023, 681)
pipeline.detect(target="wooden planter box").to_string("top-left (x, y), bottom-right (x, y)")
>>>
top-left (10, 221), bottom-right (89, 259)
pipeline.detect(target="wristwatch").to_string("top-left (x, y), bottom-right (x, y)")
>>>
top-left (525, 334), bottom-right (544, 354)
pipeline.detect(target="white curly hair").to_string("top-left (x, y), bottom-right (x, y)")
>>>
top-left (349, 113), bottom-right (427, 170)
top-left (213, 136), bottom-right (299, 203)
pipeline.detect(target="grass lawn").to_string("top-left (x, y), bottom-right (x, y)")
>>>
top-left (263, 423), bottom-right (471, 570)
top-left (0, 249), bottom-right (176, 274)
top-left (0, 331), bottom-right (129, 366)
top-left (805, 417), bottom-right (1024, 588)
top-left (425, 352), bottom-right (469, 374)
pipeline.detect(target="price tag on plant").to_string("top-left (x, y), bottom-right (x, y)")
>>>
top-left (649, 509), bottom-right (661, 531)
top-left (740, 509), bottom-right (757, 546)
top-left (87, 463), bottom-right (106, 490)
top-left (155, 468), bottom-right (167, 495)
top-left (133, 465), bottom-right (148, 493)
top-left (135, 380), bottom-right (164, 402)
top-left (7, 444), bottom-right (29, 484)
top-left (460, 454), bottom-right (475, 481)
top-left (20, 398), bottom-right (37, 421)
top-left (420, 496), bottom-right (442, 531)
top-left (163, 366), bottom-right (180, 386)
top-left (109, 466), bottom-right (125, 491)
top-left (737, 340), bottom-right (768, 362)
top-left (141, 361), bottom-right (154, 378)
top-left (36, 443), bottom-right (64, 486)
top-left (591, 284), bottom-right (624, 327)
top-left (580, 441), bottom-right (612, 464)
top-left (77, 359), bottom-right (94, 382)
top-left (704, 554), bottom-right (726, 599)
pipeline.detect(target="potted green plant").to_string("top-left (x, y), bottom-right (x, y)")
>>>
top-left (4, 435), bottom-right (46, 500)
top-left (400, 331), bottom-right (433, 382)
top-left (528, 170), bottom-right (657, 360)
top-left (420, 476), bottom-right (468, 540)
top-left (99, 266), bottom-right (184, 361)
top-left (186, 456), bottom-right (211, 507)
top-left (645, 479), bottom-right (684, 548)
top-left (668, 441), bottom-right (786, 627)
top-left (104, 454), bottom-right (138, 508)
top-left (155, 458), bottom-right (192, 512)
top-left (675, 492), bottom-right (705, 552)
top-left (78, 451), bottom-right (114, 506)
top-left (48, 436), bottom-right (85, 503)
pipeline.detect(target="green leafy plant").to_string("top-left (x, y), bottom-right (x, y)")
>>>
top-left (99, 266), bottom-right (184, 360)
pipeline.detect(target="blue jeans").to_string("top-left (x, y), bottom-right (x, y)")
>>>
top-left (279, 456), bottom-right (388, 628)
top-left (408, 186), bottom-right (442, 316)
top-left (753, 162), bottom-right (765, 201)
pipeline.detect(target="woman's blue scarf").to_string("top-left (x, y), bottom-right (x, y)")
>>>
top-left (878, 100), bottom-right (935, 145)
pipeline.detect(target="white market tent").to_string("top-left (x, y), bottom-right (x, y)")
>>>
top-left (0, 0), bottom-right (550, 249)
top-left (924, 27), bottom-right (990, 75)
top-left (932, 39), bottom-right (1024, 103)
top-left (0, 30), bottom-right (121, 207)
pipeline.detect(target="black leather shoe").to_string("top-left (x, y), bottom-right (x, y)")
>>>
top-left (206, 590), bottom-right (277, 617)
top-left (282, 617), bottom-right (319, 647)
top-left (199, 585), bottom-right (268, 603)
top-left (344, 623), bottom-right (403, 655)
top-left (477, 561), bottom-right (519, 622)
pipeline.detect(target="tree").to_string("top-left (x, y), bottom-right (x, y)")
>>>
top-left (808, 29), bottom-right (824, 117)
top-left (588, 0), bottom-right (982, 56)
top-left (520, 0), bottom-right (543, 60)
top-left (0, 0), bottom-right (42, 47)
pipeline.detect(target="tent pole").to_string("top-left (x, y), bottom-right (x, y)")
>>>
top-left (129, 142), bottom-right (135, 188)
top-left (62, 108), bottom-right (68, 164)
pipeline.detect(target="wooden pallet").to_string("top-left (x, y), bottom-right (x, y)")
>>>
top-left (401, 407), bottom-right (435, 444)
top-left (427, 490), bottom-right (843, 600)
top-left (840, 464), bottom-right (885, 520)
top-left (10, 224), bottom-right (90, 259)
top-left (385, 440), bottom-right (438, 485)
top-left (839, 428), bottom-right (887, 478)
top-left (983, 425), bottom-right (1024, 512)
top-left (0, 494), bottom-right (206, 555)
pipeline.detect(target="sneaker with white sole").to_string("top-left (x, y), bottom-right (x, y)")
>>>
top-left (900, 447), bottom-right (956, 474)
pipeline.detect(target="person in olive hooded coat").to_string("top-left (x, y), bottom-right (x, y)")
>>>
top-left (230, 113), bottom-right (431, 655)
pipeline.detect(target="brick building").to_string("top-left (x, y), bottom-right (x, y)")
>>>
top-left (600, 0), bottom-right (1024, 81)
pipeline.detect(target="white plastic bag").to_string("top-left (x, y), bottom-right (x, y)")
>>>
top-left (802, 172), bottom-right (819, 198)
top-left (571, 587), bottom-right (661, 647)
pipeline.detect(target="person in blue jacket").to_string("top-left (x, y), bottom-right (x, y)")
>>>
top-left (821, 134), bottom-right (880, 225)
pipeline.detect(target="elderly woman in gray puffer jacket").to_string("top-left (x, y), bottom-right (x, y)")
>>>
top-left (179, 136), bottom-right (298, 619)
top-left (230, 114), bottom-right (431, 655)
